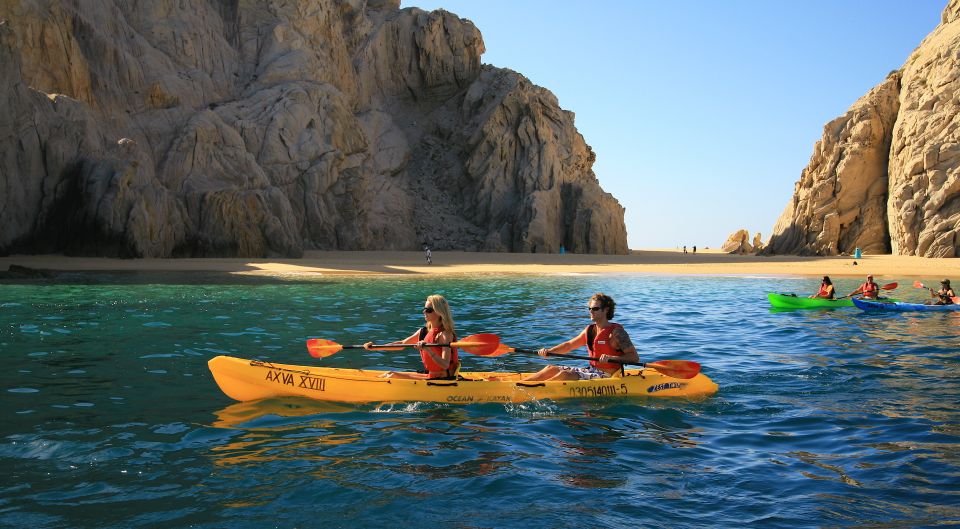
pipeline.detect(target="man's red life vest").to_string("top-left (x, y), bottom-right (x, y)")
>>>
top-left (586, 323), bottom-right (625, 372)
top-left (420, 327), bottom-right (459, 378)
top-left (861, 281), bottom-right (879, 298)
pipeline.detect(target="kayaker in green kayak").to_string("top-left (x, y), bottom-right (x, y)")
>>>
top-left (809, 276), bottom-right (835, 299)
top-left (522, 293), bottom-right (640, 381)
top-left (927, 279), bottom-right (956, 305)
top-left (847, 275), bottom-right (880, 299)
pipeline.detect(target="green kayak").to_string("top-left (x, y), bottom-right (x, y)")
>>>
top-left (767, 292), bottom-right (854, 308)
top-left (767, 292), bottom-right (898, 309)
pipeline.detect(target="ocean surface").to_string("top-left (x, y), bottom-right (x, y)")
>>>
top-left (1, 273), bottom-right (958, 528)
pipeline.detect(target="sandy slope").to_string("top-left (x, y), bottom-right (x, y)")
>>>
top-left (1, 250), bottom-right (958, 281)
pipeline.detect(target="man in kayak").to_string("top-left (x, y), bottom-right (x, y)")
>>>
top-left (928, 279), bottom-right (956, 305)
top-left (364, 294), bottom-right (459, 379)
top-left (848, 275), bottom-right (880, 299)
top-left (809, 276), bottom-right (835, 299)
top-left (522, 293), bottom-right (640, 381)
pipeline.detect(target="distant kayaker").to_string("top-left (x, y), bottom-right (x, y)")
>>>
top-left (522, 293), bottom-right (640, 381)
top-left (848, 275), bottom-right (880, 299)
top-left (810, 276), bottom-right (835, 299)
top-left (928, 279), bottom-right (956, 305)
top-left (364, 294), bottom-right (459, 379)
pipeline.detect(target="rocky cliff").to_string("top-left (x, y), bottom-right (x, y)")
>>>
top-left (0, 0), bottom-right (628, 257)
top-left (765, 0), bottom-right (960, 257)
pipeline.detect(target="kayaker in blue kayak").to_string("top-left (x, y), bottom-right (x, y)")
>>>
top-left (809, 276), bottom-right (835, 299)
top-left (847, 275), bottom-right (880, 299)
top-left (928, 279), bottom-right (956, 305)
top-left (522, 293), bottom-right (640, 381)
top-left (364, 294), bottom-right (460, 379)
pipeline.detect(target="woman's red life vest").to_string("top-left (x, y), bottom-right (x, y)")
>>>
top-left (586, 323), bottom-right (625, 372)
top-left (420, 327), bottom-right (459, 378)
top-left (817, 284), bottom-right (833, 298)
top-left (861, 282), bottom-right (879, 298)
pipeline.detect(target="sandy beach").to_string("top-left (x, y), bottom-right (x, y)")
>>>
top-left (1, 249), bottom-right (958, 280)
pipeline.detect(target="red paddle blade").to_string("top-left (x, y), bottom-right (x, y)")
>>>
top-left (452, 333), bottom-right (502, 356)
top-left (646, 360), bottom-right (701, 379)
top-left (882, 282), bottom-right (898, 290)
top-left (306, 338), bottom-right (344, 358)
top-left (914, 281), bottom-right (925, 289)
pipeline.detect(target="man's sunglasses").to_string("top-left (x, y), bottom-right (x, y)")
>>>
top-left (588, 306), bottom-right (604, 312)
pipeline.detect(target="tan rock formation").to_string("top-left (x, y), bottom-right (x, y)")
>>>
top-left (766, 0), bottom-right (960, 258)
top-left (888, 0), bottom-right (960, 257)
top-left (765, 75), bottom-right (900, 256)
top-left (0, 0), bottom-right (627, 257)
top-left (722, 229), bottom-right (753, 254)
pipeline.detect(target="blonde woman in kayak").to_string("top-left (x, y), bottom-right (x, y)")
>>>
top-left (364, 294), bottom-right (459, 379)
top-left (522, 293), bottom-right (639, 381)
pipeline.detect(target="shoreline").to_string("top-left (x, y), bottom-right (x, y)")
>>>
top-left (1, 250), bottom-right (958, 280)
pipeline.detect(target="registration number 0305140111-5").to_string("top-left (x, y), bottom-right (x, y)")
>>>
top-left (568, 383), bottom-right (628, 398)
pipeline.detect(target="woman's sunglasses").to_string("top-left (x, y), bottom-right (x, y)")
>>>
top-left (422, 307), bottom-right (435, 314)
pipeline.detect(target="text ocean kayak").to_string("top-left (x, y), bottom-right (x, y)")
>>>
top-left (208, 356), bottom-right (719, 404)
top-left (852, 298), bottom-right (960, 312)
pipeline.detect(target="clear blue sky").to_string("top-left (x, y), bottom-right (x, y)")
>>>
top-left (402, 1), bottom-right (946, 249)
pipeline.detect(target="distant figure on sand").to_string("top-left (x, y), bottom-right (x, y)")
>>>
top-left (848, 275), bottom-right (880, 299)
top-left (810, 276), bottom-right (835, 299)
top-left (693, 245), bottom-right (697, 254)
top-left (522, 293), bottom-right (640, 381)
top-left (424, 245), bottom-right (432, 265)
top-left (683, 246), bottom-right (687, 254)
top-left (928, 279), bottom-right (956, 305)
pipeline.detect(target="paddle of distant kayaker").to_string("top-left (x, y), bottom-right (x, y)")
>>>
top-left (364, 294), bottom-right (460, 380)
top-left (522, 292), bottom-right (640, 381)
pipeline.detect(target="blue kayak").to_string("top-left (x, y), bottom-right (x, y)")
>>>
top-left (852, 297), bottom-right (960, 312)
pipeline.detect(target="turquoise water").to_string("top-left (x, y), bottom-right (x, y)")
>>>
top-left (1, 273), bottom-right (958, 528)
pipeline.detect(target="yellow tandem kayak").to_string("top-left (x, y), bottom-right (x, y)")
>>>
top-left (208, 355), bottom-right (719, 404)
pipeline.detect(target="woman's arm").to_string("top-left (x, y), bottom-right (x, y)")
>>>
top-left (420, 330), bottom-right (453, 369)
top-left (364, 329), bottom-right (422, 350)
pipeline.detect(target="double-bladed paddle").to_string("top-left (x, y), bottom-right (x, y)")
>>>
top-left (493, 344), bottom-right (701, 379)
top-left (306, 333), bottom-right (502, 358)
top-left (839, 281), bottom-right (898, 299)
top-left (914, 281), bottom-right (960, 304)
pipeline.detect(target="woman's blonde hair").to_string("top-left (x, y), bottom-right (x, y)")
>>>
top-left (426, 294), bottom-right (456, 337)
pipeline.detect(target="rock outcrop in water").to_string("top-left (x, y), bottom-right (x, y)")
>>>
top-left (765, 0), bottom-right (960, 258)
top-left (0, 0), bottom-right (627, 257)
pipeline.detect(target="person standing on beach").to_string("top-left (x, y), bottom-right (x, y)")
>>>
top-left (364, 294), bottom-right (458, 379)
top-left (424, 245), bottom-right (432, 265)
top-left (692, 245), bottom-right (696, 254)
top-left (848, 275), bottom-right (880, 299)
top-left (522, 293), bottom-right (640, 381)
top-left (810, 276), bottom-right (835, 299)
top-left (683, 246), bottom-right (687, 254)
